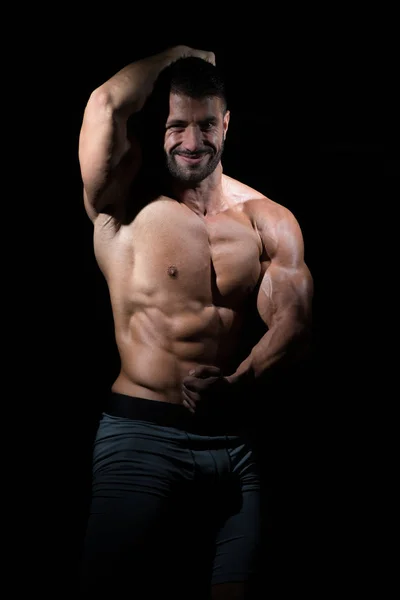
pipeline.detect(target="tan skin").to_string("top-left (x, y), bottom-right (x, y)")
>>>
top-left (79, 45), bottom-right (313, 600)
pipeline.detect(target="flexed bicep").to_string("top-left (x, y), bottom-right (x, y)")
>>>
top-left (79, 89), bottom-right (141, 221)
top-left (254, 199), bottom-right (313, 331)
top-left (257, 261), bottom-right (313, 331)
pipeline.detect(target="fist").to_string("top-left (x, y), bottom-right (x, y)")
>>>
top-left (178, 45), bottom-right (216, 65)
top-left (182, 365), bottom-right (224, 413)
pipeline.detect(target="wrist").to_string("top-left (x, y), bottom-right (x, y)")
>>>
top-left (226, 366), bottom-right (255, 388)
top-left (165, 45), bottom-right (188, 63)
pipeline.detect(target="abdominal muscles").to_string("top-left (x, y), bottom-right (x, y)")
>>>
top-left (97, 199), bottom-right (261, 403)
top-left (113, 301), bottom-right (244, 402)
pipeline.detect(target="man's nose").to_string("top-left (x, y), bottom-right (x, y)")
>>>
top-left (181, 126), bottom-right (202, 152)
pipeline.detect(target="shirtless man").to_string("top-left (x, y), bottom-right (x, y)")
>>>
top-left (79, 45), bottom-right (313, 598)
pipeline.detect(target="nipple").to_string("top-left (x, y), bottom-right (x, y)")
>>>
top-left (167, 265), bottom-right (178, 278)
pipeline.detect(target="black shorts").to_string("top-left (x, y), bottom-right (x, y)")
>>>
top-left (80, 393), bottom-right (262, 595)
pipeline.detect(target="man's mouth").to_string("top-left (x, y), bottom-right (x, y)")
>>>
top-left (175, 153), bottom-right (208, 164)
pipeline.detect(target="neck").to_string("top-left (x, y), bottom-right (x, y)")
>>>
top-left (171, 164), bottom-right (226, 217)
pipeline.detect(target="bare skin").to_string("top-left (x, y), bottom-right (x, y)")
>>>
top-left (79, 45), bottom-right (313, 598)
top-left (94, 172), bottom-right (273, 402)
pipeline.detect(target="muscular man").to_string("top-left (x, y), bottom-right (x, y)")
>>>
top-left (79, 45), bottom-right (313, 598)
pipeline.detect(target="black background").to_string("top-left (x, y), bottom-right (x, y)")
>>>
top-left (23, 19), bottom-right (397, 596)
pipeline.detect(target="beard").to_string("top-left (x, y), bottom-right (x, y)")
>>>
top-left (165, 139), bottom-right (225, 185)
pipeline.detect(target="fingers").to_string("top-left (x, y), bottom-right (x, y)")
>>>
top-left (179, 46), bottom-right (216, 65)
top-left (205, 51), bottom-right (216, 65)
top-left (182, 375), bottom-right (221, 414)
top-left (182, 398), bottom-right (195, 414)
top-left (188, 365), bottom-right (222, 379)
top-left (190, 49), bottom-right (215, 64)
top-left (182, 386), bottom-right (199, 413)
top-left (183, 376), bottom-right (220, 392)
top-left (181, 365), bottom-right (223, 413)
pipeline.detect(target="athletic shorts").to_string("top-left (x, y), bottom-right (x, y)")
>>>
top-left (80, 393), bottom-right (262, 595)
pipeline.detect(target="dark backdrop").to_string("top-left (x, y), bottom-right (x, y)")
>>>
top-left (52, 30), bottom-right (393, 596)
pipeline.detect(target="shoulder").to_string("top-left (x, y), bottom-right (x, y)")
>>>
top-left (223, 174), bottom-right (299, 231)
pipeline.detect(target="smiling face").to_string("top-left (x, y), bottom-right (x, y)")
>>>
top-left (164, 93), bottom-right (230, 184)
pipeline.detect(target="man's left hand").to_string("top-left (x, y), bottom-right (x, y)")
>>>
top-left (182, 365), bottom-right (229, 414)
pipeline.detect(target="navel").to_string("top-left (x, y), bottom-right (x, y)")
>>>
top-left (167, 265), bottom-right (178, 278)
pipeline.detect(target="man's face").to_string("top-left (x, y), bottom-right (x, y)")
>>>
top-left (164, 93), bottom-right (230, 184)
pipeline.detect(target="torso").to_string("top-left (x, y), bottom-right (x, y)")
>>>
top-left (94, 174), bottom-right (272, 403)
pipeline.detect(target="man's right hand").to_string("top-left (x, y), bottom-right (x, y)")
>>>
top-left (175, 45), bottom-right (216, 66)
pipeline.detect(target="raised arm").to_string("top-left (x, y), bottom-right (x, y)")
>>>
top-left (228, 199), bottom-right (314, 384)
top-left (78, 45), bottom-right (215, 220)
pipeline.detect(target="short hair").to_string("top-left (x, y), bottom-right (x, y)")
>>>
top-left (157, 56), bottom-right (228, 113)
top-left (128, 56), bottom-right (228, 180)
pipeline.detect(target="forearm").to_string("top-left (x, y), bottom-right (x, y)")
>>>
top-left (228, 317), bottom-right (311, 385)
top-left (91, 45), bottom-right (188, 118)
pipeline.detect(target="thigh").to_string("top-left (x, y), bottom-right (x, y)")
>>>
top-left (80, 418), bottom-right (193, 594)
top-left (81, 492), bottom-right (174, 593)
top-left (212, 441), bottom-right (262, 588)
top-left (212, 486), bottom-right (262, 588)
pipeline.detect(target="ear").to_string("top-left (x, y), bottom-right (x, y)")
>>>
top-left (223, 110), bottom-right (230, 139)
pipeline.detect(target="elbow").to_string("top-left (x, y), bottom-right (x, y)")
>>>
top-left (88, 86), bottom-right (115, 114)
top-left (292, 313), bottom-right (313, 343)
top-left (84, 87), bottom-right (128, 133)
top-left (291, 319), bottom-right (314, 363)
top-left (87, 85), bottom-right (131, 122)
top-left (276, 313), bottom-right (312, 363)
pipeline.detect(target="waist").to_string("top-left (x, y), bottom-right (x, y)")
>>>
top-left (104, 392), bottom-right (247, 435)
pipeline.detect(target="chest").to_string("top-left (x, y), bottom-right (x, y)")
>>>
top-left (96, 202), bottom-right (263, 306)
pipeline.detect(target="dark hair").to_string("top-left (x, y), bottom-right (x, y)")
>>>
top-left (156, 56), bottom-right (228, 112)
top-left (128, 56), bottom-right (228, 186)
